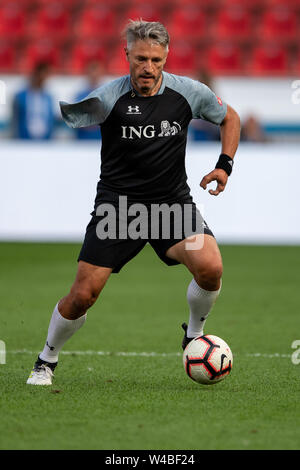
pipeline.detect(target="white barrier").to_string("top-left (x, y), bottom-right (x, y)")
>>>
top-left (0, 141), bottom-right (299, 244)
top-left (1, 76), bottom-right (299, 126)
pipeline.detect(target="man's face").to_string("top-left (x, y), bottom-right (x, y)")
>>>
top-left (31, 66), bottom-right (50, 89)
top-left (125, 39), bottom-right (168, 96)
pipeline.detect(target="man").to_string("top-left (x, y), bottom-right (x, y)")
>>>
top-left (12, 62), bottom-right (54, 140)
top-left (73, 61), bottom-right (105, 140)
top-left (27, 20), bottom-right (240, 385)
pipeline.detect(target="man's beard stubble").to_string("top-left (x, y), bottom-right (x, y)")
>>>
top-left (133, 73), bottom-right (162, 95)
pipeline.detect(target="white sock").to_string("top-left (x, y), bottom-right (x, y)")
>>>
top-left (186, 278), bottom-right (221, 338)
top-left (39, 303), bottom-right (87, 363)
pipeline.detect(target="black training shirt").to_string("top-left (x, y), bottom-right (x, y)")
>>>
top-left (60, 72), bottom-right (227, 203)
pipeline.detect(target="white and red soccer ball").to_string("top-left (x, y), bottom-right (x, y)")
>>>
top-left (183, 335), bottom-right (233, 385)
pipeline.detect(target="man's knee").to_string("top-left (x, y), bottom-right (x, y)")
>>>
top-left (193, 261), bottom-right (223, 290)
top-left (59, 264), bottom-right (111, 319)
top-left (59, 285), bottom-right (100, 319)
top-left (71, 287), bottom-right (99, 312)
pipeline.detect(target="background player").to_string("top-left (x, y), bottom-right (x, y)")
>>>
top-left (27, 20), bottom-right (240, 385)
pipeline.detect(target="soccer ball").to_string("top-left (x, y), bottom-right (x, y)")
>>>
top-left (183, 335), bottom-right (233, 385)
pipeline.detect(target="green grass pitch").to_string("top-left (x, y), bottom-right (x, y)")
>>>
top-left (0, 242), bottom-right (299, 450)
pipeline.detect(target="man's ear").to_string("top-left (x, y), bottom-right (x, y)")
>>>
top-left (163, 49), bottom-right (168, 66)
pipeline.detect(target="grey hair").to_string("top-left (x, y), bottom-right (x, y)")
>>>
top-left (124, 19), bottom-right (169, 51)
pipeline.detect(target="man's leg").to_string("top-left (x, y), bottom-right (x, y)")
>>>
top-left (166, 234), bottom-right (223, 346)
top-left (27, 261), bottom-right (112, 385)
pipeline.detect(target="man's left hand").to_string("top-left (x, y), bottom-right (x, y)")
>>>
top-left (200, 169), bottom-right (228, 196)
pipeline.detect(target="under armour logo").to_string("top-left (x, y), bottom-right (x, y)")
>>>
top-left (46, 341), bottom-right (55, 351)
top-left (126, 105), bottom-right (141, 115)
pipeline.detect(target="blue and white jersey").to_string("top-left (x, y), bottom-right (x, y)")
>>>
top-left (13, 87), bottom-right (54, 140)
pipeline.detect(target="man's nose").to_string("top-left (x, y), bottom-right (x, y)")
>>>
top-left (143, 60), bottom-right (153, 73)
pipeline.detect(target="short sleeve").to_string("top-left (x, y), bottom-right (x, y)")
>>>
top-left (192, 82), bottom-right (227, 125)
top-left (59, 95), bottom-right (105, 128)
top-left (59, 75), bottom-right (131, 129)
top-left (162, 73), bottom-right (227, 126)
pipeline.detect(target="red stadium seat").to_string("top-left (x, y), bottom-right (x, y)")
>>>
top-left (218, 0), bottom-right (266, 10)
top-left (206, 43), bottom-right (243, 75)
top-left (84, 0), bottom-right (127, 6)
top-left (36, 0), bottom-right (80, 7)
top-left (0, 4), bottom-right (26, 40)
top-left (107, 44), bottom-right (129, 76)
top-left (258, 6), bottom-right (298, 43)
top-left (29, 4), bottom-right (71, 42)
top-left (19, 40), bottom-right (63, 73)
top-left (165, 42), bottom-right (197, 75)
top-left (0, 0), bottom-right (34, 7)
top-left (127, 0), bottom-right (172, 5)
top-left (75, 6), bottom-right (116, 40)
top-left (166, 7), bottom-right (208, 41)
top-left (68, 41), bottom-right (107, 74)
top-left (212, 5), bottom-right (253, 42)
top-left (123, 5), bottom-right (162, 24)
top-left (120, 6), bottom-right (164, 43)
top-left (248, 44), bottom-right (289, 76)
top-left (170, 0), bottom-right (220, 10)
top-left (0, 41), bottom-right (16, 72)
top-left (266, 0), bottom-right (300, 10)
top-left (291, 48), bottom-right (300, 76)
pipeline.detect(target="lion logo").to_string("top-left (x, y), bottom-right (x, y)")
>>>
top-left (158, 120), bottom-right (181, 137)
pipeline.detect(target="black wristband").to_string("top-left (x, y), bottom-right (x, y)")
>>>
top-left (215, 153), bottom-right (234, 176)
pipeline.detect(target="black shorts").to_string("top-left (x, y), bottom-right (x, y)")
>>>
top-left (78, 190), bottom-right (214, 273)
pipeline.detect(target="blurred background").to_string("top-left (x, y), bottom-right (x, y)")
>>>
top-left (0, 0), bottom-right (299, 243)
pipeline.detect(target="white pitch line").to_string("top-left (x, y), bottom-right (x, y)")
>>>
top-left (7, 349), bottom-right (292, 358)
top-left (245, 353), bottom-right (292, 358)
top-left (8, 349), bottom-right (181, 357)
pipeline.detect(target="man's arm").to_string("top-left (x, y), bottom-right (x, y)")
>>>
top-left (59, 76), bottom-right (131, 129)
top-left (200, 104), bottom-right (241, 196)
top-left (220, 104), bottom-right (241, 159)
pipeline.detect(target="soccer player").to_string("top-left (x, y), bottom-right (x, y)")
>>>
top-left (27, 20), bottom-right (240, 385)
